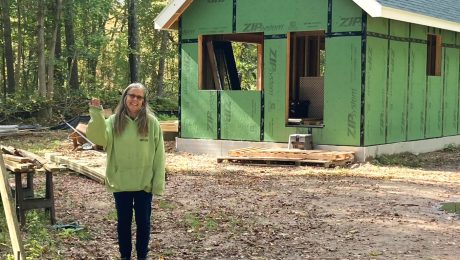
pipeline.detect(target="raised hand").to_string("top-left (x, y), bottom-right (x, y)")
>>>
top-left (89, 98), bottom-right (101, 107)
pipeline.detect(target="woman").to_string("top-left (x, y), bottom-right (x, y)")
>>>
top-left (87, 83), bottom-right (165, 259)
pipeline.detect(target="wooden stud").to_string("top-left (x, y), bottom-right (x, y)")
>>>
top-left (0, 150), bottom-right (26, 259)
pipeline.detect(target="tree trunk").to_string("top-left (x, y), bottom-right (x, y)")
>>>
top-left (1, 0), bottom-right (15, 94)
top-left (15, 0), bottom-right (23, 90)
top-left (64, 0), bottom-right (78, 90)
top-left (46, 0), bottom-right (62, 99)
top-left (37, 0), bottom-right (46, 97)
top-left (128, 0), bottom-right (139, 83)
top-left (54, 13), bottom-right (64, 90)
top-left (155, 30), bottom-right (169, 98)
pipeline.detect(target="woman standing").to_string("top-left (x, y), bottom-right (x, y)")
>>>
top-left (87, 83), bottom-right (165, 259)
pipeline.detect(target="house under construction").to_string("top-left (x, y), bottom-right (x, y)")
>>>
top-left (155, 0), bottom-right (460, 161)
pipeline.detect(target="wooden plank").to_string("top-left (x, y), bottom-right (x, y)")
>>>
top-left (2, 154), bottom-right (30, 163)
top-left (14, 148), bottom-right (61, 173)
top-left (228, 147), bottom-right (355, 162)
top-left (207, 40), bottom-right (222, 90)
top-left (160, 121), bottom-right (179, 132)
top-left (217, 156), bottom-right (354, 168)
top-left (1, 145), bottom-right (16, 155)
top-left (0, 150), bottom-right (26, 259)
top-left (3, 160), bottom-right (34, 172)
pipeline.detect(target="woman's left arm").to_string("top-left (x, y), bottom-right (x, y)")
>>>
top-left (151, 121), bottom-right (166, 196)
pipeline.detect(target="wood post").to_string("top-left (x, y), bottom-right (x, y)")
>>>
top-left (0, 150), bottom-right (26, 259)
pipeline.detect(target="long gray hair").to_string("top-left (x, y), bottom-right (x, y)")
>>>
top-left (113, 83), bottom-right (153, 137)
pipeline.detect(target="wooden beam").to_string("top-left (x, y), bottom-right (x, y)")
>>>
top-left (2, 154), bottom-right (30, 163)
top-left (286, 32), bottom-right (292, 124)
top-left (434, 34), bottom-right (442, 76)
top-left (14, 148), bottom-right (61, 173)
top-left (257, 44), bottom-right (264, 91)
top-left (0, 151), bottom-right (26, 259)
top-left (206, 41), bottom-right (222, 90)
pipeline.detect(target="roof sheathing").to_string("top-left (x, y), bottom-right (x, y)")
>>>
top-left (376, 0), bottom-right (460, 24)
top-left (353, 0), bottom-right (460, 32)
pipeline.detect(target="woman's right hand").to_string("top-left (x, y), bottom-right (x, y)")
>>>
top-left (89, 98), bottom-right (101, 107)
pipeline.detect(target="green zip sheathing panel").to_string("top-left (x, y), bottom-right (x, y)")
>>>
top-left (443, 47), bottom-right (460, 136)
top-left (236, 0), bottom-right (327, 34)
top-left (312, 36), bottom-right (361, 146)
top-left (365, 36), bottom-right (388, 145)
top-left (180, 43), bottom-right (218, 139)
top-left (331, 0), bottom-right (362, 32)
top-left (442, 30), bottom-right (458, 136)
top-left (458, 33), bottom-right (460, 134)
top-left (407, 24), bottom-right (427, 140)
top-left (386, 21), bottom-right (409, 143)
top-left (425, 75), bottom-right (443, 138)
top-left (220, 91), bottom-right (261, 141)
top-left (181, 0), bottom-right (233, 40)
top-left (407, 43), bottom-right (427, 140)
top-left (263, 39), bottom-right (307, 142)
top-left (443, 30), bottom-right (456, 44)
top-left (367, 17), bottom-right (388, 34)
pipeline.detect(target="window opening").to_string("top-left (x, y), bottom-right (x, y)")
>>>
top-left (427, 34), bottom-right (441, 76)
top-left (287, 31), bottom-right (325, 127)
top-left (199, 33), bottom-right (264, 91)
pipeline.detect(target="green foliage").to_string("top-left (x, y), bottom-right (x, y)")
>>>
top-left (24, 211), bottom-right (59, 259)
top-left (443, 144), bottom-right (458, 153)
top-left (0, 201), bottom-right (12, 257)
top-left (371, 152), bottom-right (422, 168)
top-left (150, 97), bottom-right (178, 112)
top-left (107, 209), bottom-right (118, 221)
top-left (232, 42), bottom-right (258, 90)
top-left (158, 199), bottom-right (175, 210)
top-left (2, 0), bottom-right (179, 124)
top-left (0, 93), bottom-right (51, 122)
top-left (184, 213), bottom-right (221, 235)
top-left (57, 227), bottom-right (91, 241)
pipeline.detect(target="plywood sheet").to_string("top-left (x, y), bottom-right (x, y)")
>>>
top-left (220, 91), bottom-right (261, 141)
top-left (181, 43), bottom-right (218, 139)
top-left (313, 36), bottom-right (361, 146)
top-left (407, 43), bottom-right (427, 140)
top-left (332, 0), bottom-right (362, 32)
top-left (443, 47), bottom-right (460, 136)
top-left (236, 0), bottom-right (327, 34)
top-left (364, 37), bottom-right (388, 145)
top-left (181, 0), bottom-right (233, 40)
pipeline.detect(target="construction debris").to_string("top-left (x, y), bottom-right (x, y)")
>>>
top-left (218, 147), bottom-right (355, 167)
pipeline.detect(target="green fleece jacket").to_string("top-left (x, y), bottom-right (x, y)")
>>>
top-left (86, 107), bottom-right (165, 195)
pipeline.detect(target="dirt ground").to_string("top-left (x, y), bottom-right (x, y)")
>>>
top-left (2, 131), bottom-right (460, 259)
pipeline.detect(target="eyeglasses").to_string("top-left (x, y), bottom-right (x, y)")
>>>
top-left (126, 93), bottom-right (145, 100)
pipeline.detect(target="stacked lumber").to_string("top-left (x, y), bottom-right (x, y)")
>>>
top-left (46, 153), bottom-right (105, 184)
top-left (160, 121), bottom-right (179, 141)
top-left (2, 154), bottom-right (34, 172)
top-left (218, 147), bottom-right (355, 167)
top-left (0, 145), bottom-right (62, 173)
top-left (160, 121), bottom-right (178, 132)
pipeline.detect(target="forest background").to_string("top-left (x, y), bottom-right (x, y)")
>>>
top-left (0, 0), bottom-right (182, 123)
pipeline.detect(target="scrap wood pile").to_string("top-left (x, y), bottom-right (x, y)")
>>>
top-left (218, 147), bottom-right (355, 167)
top-left (1, 145), bottom-right (62, 173)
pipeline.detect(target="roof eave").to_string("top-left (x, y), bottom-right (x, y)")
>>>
top-left (154, 0), bottom-right (193, 31)
top-left (353, 0), bottom-right (460, 32)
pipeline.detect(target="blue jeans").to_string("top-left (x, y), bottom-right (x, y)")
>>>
top-left (114, 191), bottom-right (153, 259)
